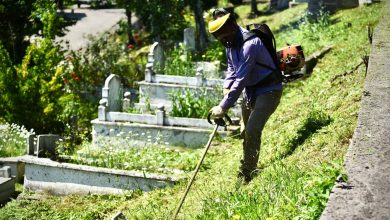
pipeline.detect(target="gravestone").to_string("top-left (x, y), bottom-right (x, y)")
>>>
top-left (0, 166), bottom-right (11, 178)
top-left (277, 0), bottom-right (290, 9)
top-left (27, 134), bottom-right (35, 155)
top-left (102, 74), bottom-right (123, 112)
top-left (37, 134), bottom-right (60, 159)
top-left (289, 0), bottom-right (308, 8)
top-left (183, 27), bottom-right (196, 52)
top-left (308, 0), bottom-right (359, 16)
top-left (270, 0), bottom-right (290, 10)
top-left (148, 42), bottom-right (165, 74)
top-left (359, 0), bottom-right (372, 5)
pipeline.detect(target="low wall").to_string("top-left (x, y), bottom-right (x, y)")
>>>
top-left (321, 2), bottom-right (390, 219)
top-left (21, 156), bottom-right (181, 195)
top-left (92, 119), bottom-right (235, 148)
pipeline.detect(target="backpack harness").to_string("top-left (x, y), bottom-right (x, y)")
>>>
top-left (240, 23), bottom-right (283, 88)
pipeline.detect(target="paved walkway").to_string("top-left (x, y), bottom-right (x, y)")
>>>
top-left (321, 2), bottom-right (390, 219)
top-left (56, 6), bottom-right (127, 50)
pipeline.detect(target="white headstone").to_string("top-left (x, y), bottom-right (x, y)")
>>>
top-left (183, 27), bottom-right (196, 51)
top-left (102, 74), bottom-right (123, 112)
top-left (148, 42), bottom-right (165, 73)
top-left (359, 0), bottom-right (372, 5)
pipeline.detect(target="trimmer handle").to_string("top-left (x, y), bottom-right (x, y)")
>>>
top-left (207, 113), bottom-right (232, 127)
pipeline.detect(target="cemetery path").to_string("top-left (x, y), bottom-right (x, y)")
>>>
top-left (56, 6), bottom-right (136, 50)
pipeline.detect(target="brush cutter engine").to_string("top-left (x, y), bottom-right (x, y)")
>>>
top-left (277, 45), bottom-right (305, 74)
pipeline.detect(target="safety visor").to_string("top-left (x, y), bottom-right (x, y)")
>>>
top-left (208, 13), bottom-right (230, 34)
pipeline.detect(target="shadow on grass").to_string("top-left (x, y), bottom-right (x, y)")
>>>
top-left (260, 110), bottom-right (333, 169)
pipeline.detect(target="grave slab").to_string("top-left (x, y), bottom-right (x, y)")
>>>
top-left (21, 156), bottom-right (181, 195)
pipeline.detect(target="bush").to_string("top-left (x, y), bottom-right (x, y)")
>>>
top-left (5, 39), bottom-right (66, 134)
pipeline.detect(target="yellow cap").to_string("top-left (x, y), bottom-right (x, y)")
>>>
top-left (208, 13), bottom-right (230, 33)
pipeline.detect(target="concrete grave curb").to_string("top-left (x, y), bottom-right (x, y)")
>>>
top-left (21, 156), bottom-right (182, 195)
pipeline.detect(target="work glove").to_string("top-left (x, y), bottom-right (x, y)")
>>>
top-left (209, 106), bottom-right (226, 119)
top-left (223, 88), bottom-right (230, 96)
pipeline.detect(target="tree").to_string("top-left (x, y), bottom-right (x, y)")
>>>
top-left (0, 0), bottom-right (65, 63)
top-left (190, 0), bottom-right (207, 52)
top-left (250, 0), bottom-right (260, 17)
top-left (0, 0), bottom-right (36, 63)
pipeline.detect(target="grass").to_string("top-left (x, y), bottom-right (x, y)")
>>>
top-left (63, 142), bottom-right (205, 174)
top-left (0, 3), bottom-right (383, 219)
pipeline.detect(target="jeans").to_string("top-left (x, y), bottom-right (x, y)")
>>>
top-left (239, 90), bottom-right (282, 178)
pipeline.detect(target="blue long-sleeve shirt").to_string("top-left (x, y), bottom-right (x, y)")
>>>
top-left (219, 27), bottom-right (282, 110)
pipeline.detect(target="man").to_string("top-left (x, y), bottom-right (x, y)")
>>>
top-left (208, 9), bottom-right (282, 183)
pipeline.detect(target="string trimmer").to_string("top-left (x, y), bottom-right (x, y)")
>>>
top-left (173, 113), bottom-right (232, 219)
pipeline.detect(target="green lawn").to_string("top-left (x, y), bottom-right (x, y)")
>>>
top-left (0, 2), bottom-right (383, 220)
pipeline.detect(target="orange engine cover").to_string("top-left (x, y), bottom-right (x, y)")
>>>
top-left (277, 45), bottom-right (305, 74)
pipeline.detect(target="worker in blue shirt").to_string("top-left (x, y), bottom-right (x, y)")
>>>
top-left (208, 8), bottom-right (282, 184)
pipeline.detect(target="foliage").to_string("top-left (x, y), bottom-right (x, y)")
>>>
top-left (162, 41), bottom-right (226, 76)
top-left (170, 88), bottom-right (221, 118)
top-left (0, 123), bottom-right (35, 157)
top-left (3, 39), bottom-right (66, 134)
top-left (0, 0), bottom-right (37, 63)
top-left (0, 43), bottom-right (18, 120)
top-left (116, 0), bottom-right (189, 42)
top-left (201, 39), bottom-right (226, 63)
top-left (163, 44), bottom-right (196, 76)
top-left (31, 0), bottom-right (65, 39)
top-left (65, 32), bottom-right (147, 88)
top-left (0, 0), bottom-right (65, 63)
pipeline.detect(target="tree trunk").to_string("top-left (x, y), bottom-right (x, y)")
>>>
top-left (269, 0), bottom-right (278, 10)
top-left (251, 0), bottom-right (259, 15)
top-left (193, 0), bottom-right (207, 52)
top-left (125, 7), bottom-right (134, 46)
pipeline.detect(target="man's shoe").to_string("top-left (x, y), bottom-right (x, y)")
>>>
top-left (235, 172), bottom-right (252, 188)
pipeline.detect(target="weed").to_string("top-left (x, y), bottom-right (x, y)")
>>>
top-left (170, 88), bottom-right (221, 118)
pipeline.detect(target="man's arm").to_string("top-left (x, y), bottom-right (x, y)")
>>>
top-left (219, 41), bottom-right (259, 110)
top-left (223, 51), bottom-right (236, 90)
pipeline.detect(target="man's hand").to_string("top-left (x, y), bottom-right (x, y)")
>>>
top-left (223, 88), bottom-right (230, 96)
top-left (209, 106), bottom-right (226, 119)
